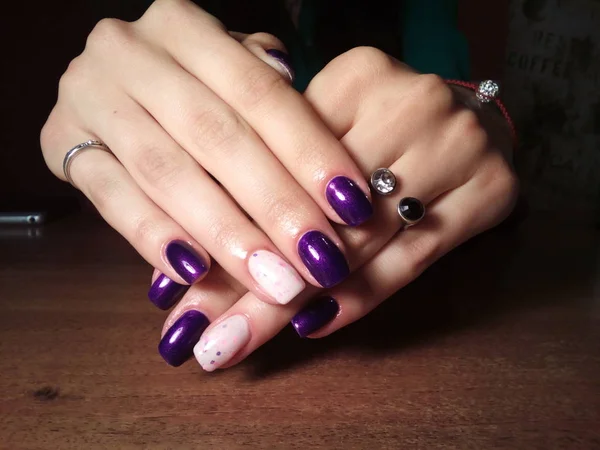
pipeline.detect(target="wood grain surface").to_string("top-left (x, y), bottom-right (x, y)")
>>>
top-left (0, 213), bottom-right (599, 449)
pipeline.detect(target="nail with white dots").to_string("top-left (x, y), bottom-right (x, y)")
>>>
top-left (248, 250), bottom-right (305, 305)
top-left (193, 315), bottom-right (251, 372)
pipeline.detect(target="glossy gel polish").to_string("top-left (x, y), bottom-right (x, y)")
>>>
top-left (265, 49), bottom-right (295, 82)
top-left (194, 315), bottom-right (251, 372)
top-left (297, 231), bottom-right (350, 288)
top-left (291, 297), bottom-right (340, 338)
top-left (248, 250), bottom-right (305, 305)
top-left (148, 273), bottom-right (188, 310)
top-left (326, 176), bottom-right (373, 226)
top-left (158, 310), bottom-right (210, 367)
top-left (165, 241), bottom-right (208, 284)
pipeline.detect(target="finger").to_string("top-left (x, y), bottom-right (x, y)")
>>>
top-left (68, 70), bottom-right (315, 305)
top-left (154, 75), bottom-right (495, 369)
top-left (138, 1), bottom-right (374, 227)
top-left (304, 47), bottom-right (417, 138)
top-left (90, 21), bottom-right (350, 290)
top-left (319, 74), bottom-right (487, 270)
top-left (235, 32), bottom-right (295, 83)
top-left (299, 160), bottom-right (519, 338)
top-left (40, 109), bottom-right (211, 304)
top-left (319, 82), bottom-right (476, 271)
top-left (157, 264), bottom-right (247, 367)
top-left (189, 152), bottom-right (517, 370)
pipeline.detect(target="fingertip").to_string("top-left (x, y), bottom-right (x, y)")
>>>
top-left (164, 240), bottom-right (211, 285)
top-left (264, 49), bottom-right (295, 83)
top-left (325, 175), bottom-right (374, 227)
top-left (290, 296), bottom-right (340, 338)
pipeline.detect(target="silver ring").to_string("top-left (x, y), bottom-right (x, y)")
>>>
top-left (63, 140), bottom-right (112, 186)
top-left (370, 168), bottom-right (397, 195)
top-left (398, 197), bottom-right (425, 229)
top-left (476, 80), bottom-right (500, 103)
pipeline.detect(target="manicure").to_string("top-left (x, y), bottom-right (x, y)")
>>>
top-left (248, 250), bottom-right (305, 305)
top-left (148, 273), bottom-right (188, 310)
top-left (158, 310), bottom-right (210, 367)
top-left (165, 241), bottom-right (208, 284)
top-left (265, 49), bottom-right (295, 83)
top-left (194, 315), bottom-right (251, 372)
top-left (326, 176), bottom-right (373, 226)
top-left (291, 297), bottom-right (340, 338)
top-left (297, 231), bottom-right (350, 288)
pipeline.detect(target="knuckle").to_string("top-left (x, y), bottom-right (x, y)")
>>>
top-left (39, 109), bottom-right (70, 178)
top-left (475, 157), bottom-right (520, 216)
top-left (236, 64), bottom-right (288, 110)
top-left (454, 109), bottom-right (489, 150)
top-left (342, 46), bottom-right (393, 86)
top-left (206, 220), bottom-right (238, 251)
top-left (142, 0), bottom-right (224, 30)
top-left (39, 111), bottom-right (60, 156)
top-left (307, 46), bottom-right (394, 102)
top-left (131, 214), bottom-right (162, 246)
top-left (346, 46), bottom-right (392, 72)
top-left (491, 162), bottom-right (519, 199)
top-left (189, 108), bottom-right (246, 155)
top-left (143, 0), bottom-right (183, 22)
top-left (58, 56), bottom-right (90, 95)
top-left (84, 171), bottom-right (125, 212)
top-left (416, 73), bottom-right (447, 95)
top-left (133, 145), bottom-right (188, 190)
top-left (414, 74), bottom-right (454, 112)
top-left (86, 18), bottom-right (134, 53)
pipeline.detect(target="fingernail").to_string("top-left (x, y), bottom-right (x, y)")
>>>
top-left (326, 176), bottom-right (373, 226)
top-left (265, 49), bottom-right (295, 82)
top-left (248, 250), bottom-right (305, 305)
top-left (165, 241), bottom-right (208, 284)
top-left (297, 231), bottom-right (350, 288)
top-left (193, 315), bottom-right (250, 372)
top-left (291, 297), bottom-right (340, 338)
top-left (148, 273), bottom-right (188, 310)
top-left (158, 310), bottom-right (210, 367)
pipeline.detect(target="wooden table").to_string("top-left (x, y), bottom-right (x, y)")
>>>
top-left (0, 213), bottom-right (599, 449)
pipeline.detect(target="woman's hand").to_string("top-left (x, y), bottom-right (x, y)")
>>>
top-left (157, 47), bottom-right (519, 370)
top-left (40, 0), bottom-right (373, 309)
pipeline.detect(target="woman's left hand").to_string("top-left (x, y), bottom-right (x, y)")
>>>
top-left (158, 47), bottom-right (519, 371)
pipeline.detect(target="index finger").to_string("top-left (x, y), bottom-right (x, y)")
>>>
top-left (139, 0), bottom-right (373, 227)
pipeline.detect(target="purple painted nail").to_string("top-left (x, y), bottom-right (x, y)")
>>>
top-left (148, 273), bottom-right (188, 311)
top-left (266, 49), bottom-right (295, 82)
top-left (165, 241), bottom-right (208, 284)
top-left (297, 231), bottom-right (350, 288)
top-left (158, 310), bottom-right (210, 367)
top-left (291, 297), bottom-right (340, 338)
top-left (326, 176), bottom-right (373, 226)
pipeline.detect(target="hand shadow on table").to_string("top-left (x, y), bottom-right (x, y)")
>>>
top-left (242, 211), bottom-right (599, 379)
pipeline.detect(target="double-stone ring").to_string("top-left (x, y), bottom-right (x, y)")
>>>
top-left (370, 168), bottom-right (425, 229)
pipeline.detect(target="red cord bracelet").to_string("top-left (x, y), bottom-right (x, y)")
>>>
top-left (446, 80), bottom-right (518, 148)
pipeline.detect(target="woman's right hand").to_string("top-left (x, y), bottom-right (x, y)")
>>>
top-left (40, 0), bottom-right (373, 308)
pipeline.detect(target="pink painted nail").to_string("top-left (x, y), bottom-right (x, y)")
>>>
top-left (247, 250), bottom-right (305, 305)
top-left (193, 315), bottom-right (250, 372)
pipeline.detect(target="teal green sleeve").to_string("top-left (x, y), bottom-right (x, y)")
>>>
top-left (293, 0), bottom-right (471, 90)
top-left (401, 0), bottom-right (470, 80)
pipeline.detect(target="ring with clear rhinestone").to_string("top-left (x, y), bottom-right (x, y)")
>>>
top-left (476, 80), bottom-right (500, 103)
top-left (397, 197), bottom-right (425, 229)
top-left (370, 168), bottom-right (397, 195)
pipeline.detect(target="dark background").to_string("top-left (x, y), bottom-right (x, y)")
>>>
top-left (0, 0), bottom-right (507, 205)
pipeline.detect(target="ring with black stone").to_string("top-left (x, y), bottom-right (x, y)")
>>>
top-left (397, 197), bottom-right (425, 229)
